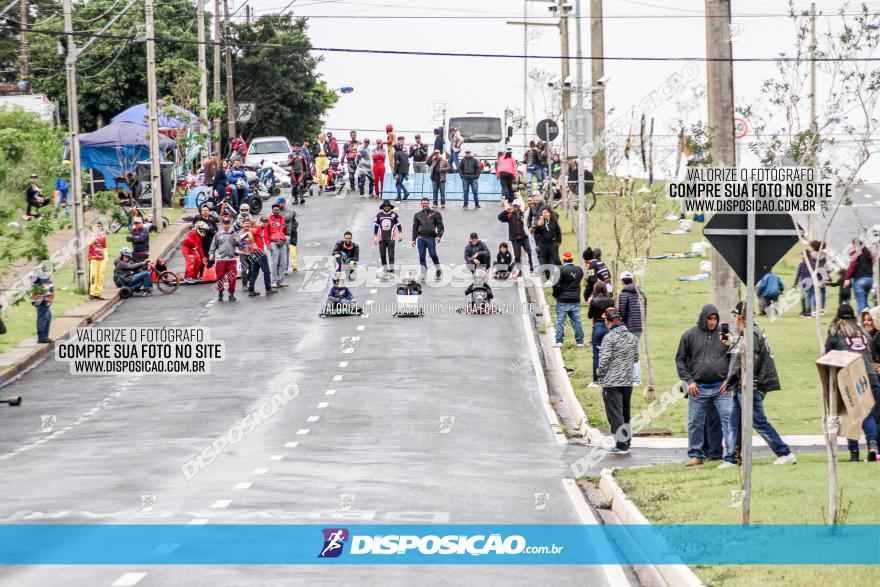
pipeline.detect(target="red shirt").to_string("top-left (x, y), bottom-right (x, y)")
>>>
top-left (251, 226), bottom-right (267, 253)
top-left (88, 235), bottom-right (106, 261)
top-left (266, 214), bottom-right (286, 242)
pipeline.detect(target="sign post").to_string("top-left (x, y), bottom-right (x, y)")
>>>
top-left (704, 212), bottom-right (799, 525)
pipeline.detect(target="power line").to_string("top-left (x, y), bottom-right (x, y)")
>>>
top-left (245, 10), bottom-right (879, 20)
top-left (23, 27), bottom-right (880, 62)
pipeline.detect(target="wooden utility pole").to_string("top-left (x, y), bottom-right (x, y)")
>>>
top-left (558, 1), bottom-right (571, 114)
top-left (213, 0), bottom-right (222, 154)
top-left (196, 0), bottom-right (209, 158)
top-left (705, 0), bottom-right (741, 317)
top-left (19, 0), bottom-right (29, 83)
top-left (223, 0), bottom-right (237, 139)
top-left (62, 0), bottom-right (87, 292)
top-left (146, 0), bottom-right (163, 231)
top-left (590, 0), bottom-right (605, 173)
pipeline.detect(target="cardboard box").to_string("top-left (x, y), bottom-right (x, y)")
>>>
top-left (816, 351), bottom-right (876, 438)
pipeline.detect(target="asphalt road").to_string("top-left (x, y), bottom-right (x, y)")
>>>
top-left (0, 191), bottom-right (627, 586)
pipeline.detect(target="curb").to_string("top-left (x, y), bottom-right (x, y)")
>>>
top-left (525, 277), bottom-right (605, 442)
top-left (0, 221), bottom-right (190, 388)
top-left (598, 467), bottom-right (704, 587)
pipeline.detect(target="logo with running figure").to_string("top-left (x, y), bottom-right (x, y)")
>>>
top-left (318, 528), bottom-right (349, 558)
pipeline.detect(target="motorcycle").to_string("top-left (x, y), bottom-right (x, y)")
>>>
top-left (244, 165), bottom-right (281, 214)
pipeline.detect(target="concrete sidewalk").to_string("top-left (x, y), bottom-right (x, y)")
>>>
top-left (0, 221), bottom-right (189, 387)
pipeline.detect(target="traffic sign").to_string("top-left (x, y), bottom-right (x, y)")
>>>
top-left (536, 118), bottom-right (559, 142)
top-left (703, 213), bottom-right (800, 284)
top-left (236, 103), bottom-right (256, 123)
top-left (734, 116), bottom-right (749, 140)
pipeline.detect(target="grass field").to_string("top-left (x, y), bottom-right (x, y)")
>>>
top-left (0, 208), bottom-right (183, 355)
top-left (548, 183), bottom-right (834, 436)
top-left (611, 454), bottom-right (880, 586)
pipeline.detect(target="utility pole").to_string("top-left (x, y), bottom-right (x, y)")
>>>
top-left (590, 0), bottom-right (605, 173)
top-left (196, 0), bottom-right (209, 159)
top-left (145, 0), bottom-right (163, 232)
top-left (62, 0), bottom-right (87, 292)
top-left (213, 0), bottom-right (222, 154)
top-left (223, 0), bottom-right (237, 139)
top-left (575, 0), bottom-right (587, 260)
top-left (807, 1), bottom-right (817, 240)
top-left (705, 0), bottom-right (740, 317)
top-left (558, 1), bottom-right (571, 114)
top-left (19, 0), bottom-right (29, 83)
top-left (523, 0), bottom-right (528, 152)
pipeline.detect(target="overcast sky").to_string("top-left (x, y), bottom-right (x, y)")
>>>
top-left (244, 0), bottom-right (879, 181)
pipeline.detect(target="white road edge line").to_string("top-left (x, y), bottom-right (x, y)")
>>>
top-left (562, 478), bottom-right (632, 587)
top-left (112, 572), bottom-right (147, 586)
top-left (517, 279), bottom-right (567, 444)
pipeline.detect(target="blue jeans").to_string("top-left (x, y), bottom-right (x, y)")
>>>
top-left (56, 190), bottom-right (70, 217)
top-left (631, 330), bottom-right (642, 383)
top-left (804, 287), bottom-right (815, 315)
top-left (395, 173), bottom-right (410, 199)
top-left (36, 304), bottom-right (51, 340)
top-left (462, 178), bottom-right (479, 205)
top-left (247, 252), bottom-right (272, 292)
top-left (555, 302), bottom-right (584, 345)
top-left (432, 180), bottom-right (446, 205)
top-left (853, 276), bottom-right (873, 313)
top-left (128, 271), bottom-right (152, 292)
top-left (417, 236), bottom-right (440, 275)
top-left (450, 151), bottom-right (460, 171)
top-left (687, 382), bottom-right (734, 461)
top-left (847, 383), bottom-right (880, 452)
top-left (727, 389), bottom-right (791, 463)
top-left (591, 322), bottom-right (609, 382)
top-left (526, 165), bottom-right (545, 190)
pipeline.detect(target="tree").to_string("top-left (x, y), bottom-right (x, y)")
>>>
top-left (230, 15), bottom-right (337, 142)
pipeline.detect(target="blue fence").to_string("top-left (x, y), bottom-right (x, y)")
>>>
top-left (378, 172), bottom-right (503, 201)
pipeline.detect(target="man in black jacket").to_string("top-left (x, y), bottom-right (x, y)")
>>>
top-left (551, 251), bottom-right (584, 347)
top-left (412, 198), bottom-right (444, 280)
top-left (463, 232), bottom-right (491, 271)
top-left (719, 301), bottom-right (795, 468)
top-left (675, 303), bottom-right (730, 465)
top-left (127, 217), bottom-right (150, 263)
top-left (532, 208), bottom-right (561, 278)
top-left (498, 201), bottom-right (533, 274)
top-left (459, 148), bottom-right (482, 209)
top-left (393, 139), bottom-right (411, 201)
top-left (332, 231), bottom-right (360, 273)
top-left (409, 134), bottom-right (429, 173)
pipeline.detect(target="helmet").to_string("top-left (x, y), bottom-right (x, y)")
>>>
top-left (195, 221), bottom-right (209, 236)
top-left (119, 247), bottom-right (133, 257)
top-left (240, 203), bottom-right (250, 212)
top-left (376, 138), bottom-right (383, 145)
top-left (386, 124), bottom-right (393, 132)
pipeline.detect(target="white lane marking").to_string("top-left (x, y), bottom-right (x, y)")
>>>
top-left (112, 572), bottom-right (147, 586)
top-left (269, 455), bottom-right (285, 461)
top-left (332, 375), bottom-right (343, 381)
top-left (370, 289), bottom-right (378, 294)
top-left (342, 347), bottom-right (354, 354)
top-left (152, 543), bottom-right (180, 555)
top-left (187, 519), bottom-right (209, 525)
top-left (325, 389), bottom-right (336, 395)
top-left (284, 442), bottom-right (299, 448)
top-left (365, 299), bottom-right (374, 305)
top-left (307, 416), bottom-right (320, 423)
top-left (211, 500), bottom-right (232, 509)
top-left (252, 468), bottom-right (269, 475)
top-left (357, 325), bottom-right (365, 331)
top-left (296, 429), bottom-right (310, 435)
top-left (234, 482), bottom-right (253, 490)
top-left (317, 402), bottom-right (329, 409)
top-left (338, 361), bottom-right (349, 368)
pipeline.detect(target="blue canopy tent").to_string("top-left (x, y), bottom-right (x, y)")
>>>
top-left (111, 101), bottom-right (200, 130)
top-left (69, 121), bottom-right (174, 190)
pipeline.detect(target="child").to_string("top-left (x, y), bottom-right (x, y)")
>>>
top-left (31, 265), bottom-right (55, 343)
top-left (326, 279), bottom-right (355, 308)
top-left (464, 270), bottom-right (494, 312)
top-left (493, 242), bottom-right (512, 279)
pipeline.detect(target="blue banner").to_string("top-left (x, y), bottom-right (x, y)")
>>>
top-left (0, 525), bottom-right (877, 565)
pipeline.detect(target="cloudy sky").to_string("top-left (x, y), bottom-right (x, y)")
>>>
top-left (243, 0), bottom-right (879, 181)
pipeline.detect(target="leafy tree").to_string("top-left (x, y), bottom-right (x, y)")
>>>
top-left (230, 15), bottom-right (337, 142)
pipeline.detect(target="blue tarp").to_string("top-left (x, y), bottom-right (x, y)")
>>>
top-left (111, 102), bottom-right (200, 129)
top-left (69, 121), bottom-right (174, 190)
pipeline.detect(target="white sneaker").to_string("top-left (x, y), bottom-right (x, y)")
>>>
top-left (588, 382), bottom-right (600, 388)
top-left (772, 453), bottom-right (796, 465)
top-left (576, 343), bottom-right (585, 347)
top-left (717, 461), bottom-right (737, 469)
top-left (553, 342), bottom-right (562, 348)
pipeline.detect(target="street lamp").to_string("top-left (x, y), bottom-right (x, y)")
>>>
top-left (334, 86), bottom-right (354, 94)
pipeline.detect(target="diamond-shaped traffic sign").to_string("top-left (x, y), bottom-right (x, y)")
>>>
top-left (703, 213), bottom-right (800, 284)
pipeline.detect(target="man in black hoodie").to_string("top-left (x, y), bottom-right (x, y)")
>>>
top-left (675, 303), bottom-right (730, 465)
top-left (551, 251), bottom-right (584, 347)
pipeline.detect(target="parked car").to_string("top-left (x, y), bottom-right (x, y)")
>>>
top-left (244, 136), bottom-right (293, 167)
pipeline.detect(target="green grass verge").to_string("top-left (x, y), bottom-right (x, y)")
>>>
top-left (550, 188), bottom-right (829, 436)
top-left (611, 454), bottom-right (879, 586)
top-left (0, 208), bottom-right (183, 355)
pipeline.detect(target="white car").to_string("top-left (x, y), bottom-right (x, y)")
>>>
top-left (245, 136), bottom-right (293, 167)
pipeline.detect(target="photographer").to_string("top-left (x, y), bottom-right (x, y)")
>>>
top-left (25, 174), bottom-right (49, 219)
